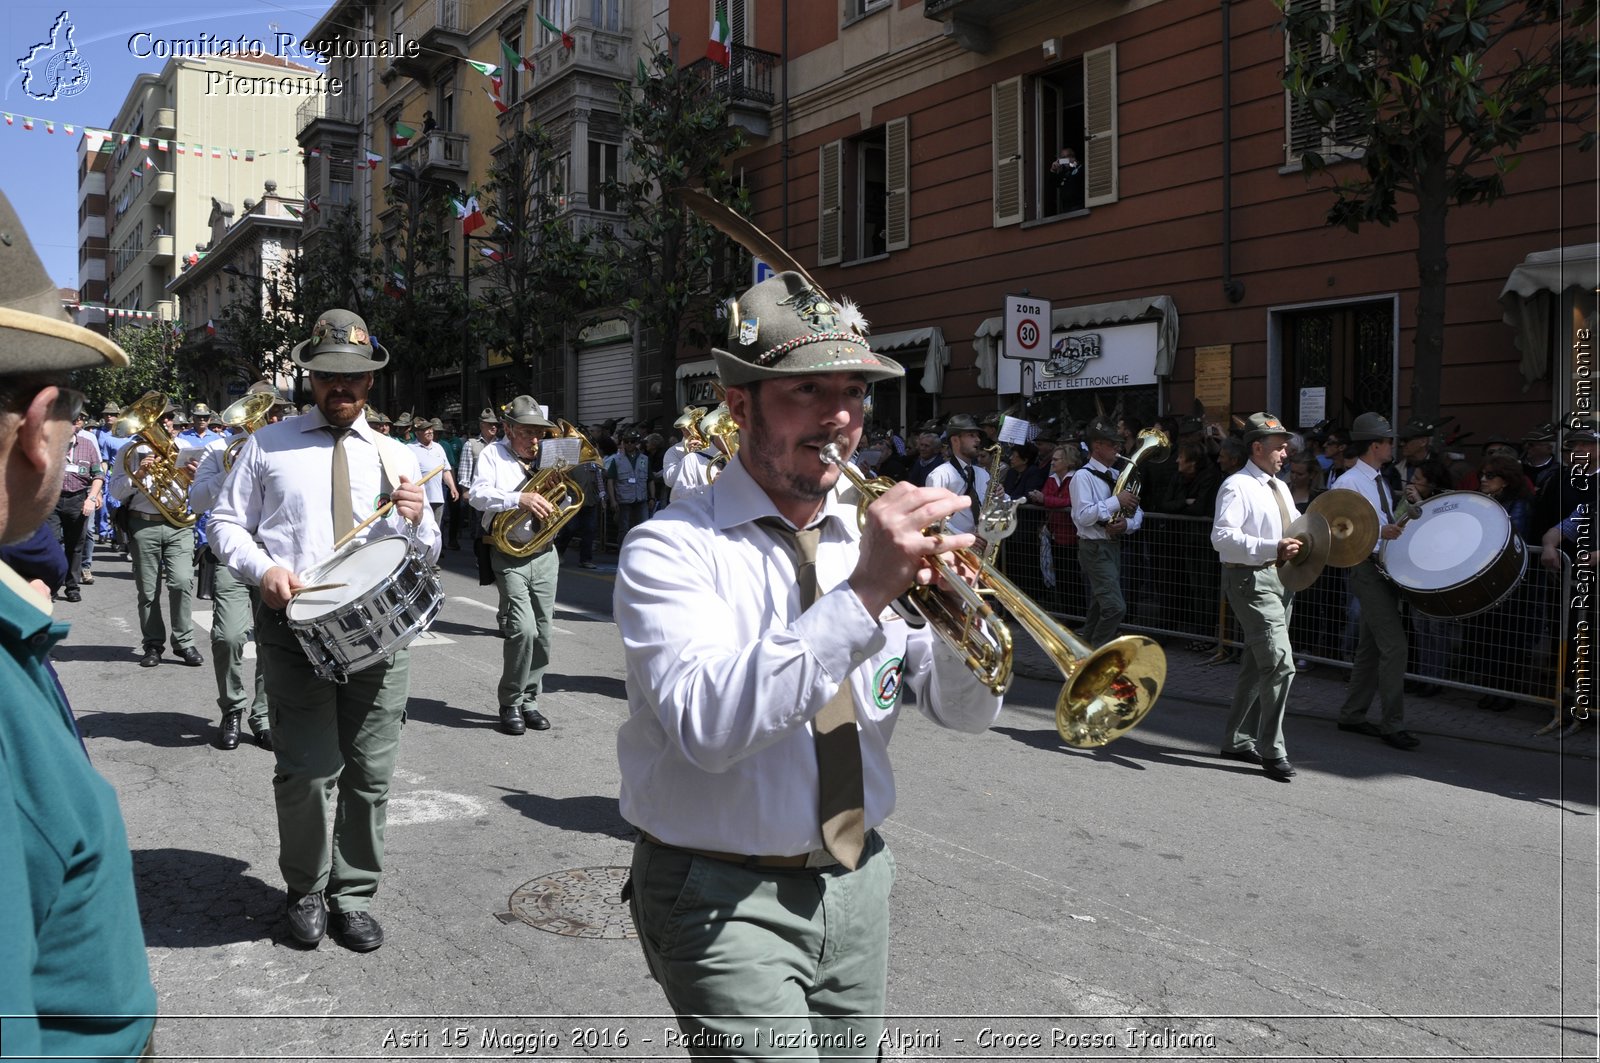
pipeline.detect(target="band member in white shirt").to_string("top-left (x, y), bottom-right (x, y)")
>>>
top-left (1071, 418), bottom-right (1143, 647)
top-left (922, 414), bottom-right (989, 535)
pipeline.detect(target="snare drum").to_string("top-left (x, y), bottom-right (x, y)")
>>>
top-left (1379, 491), bottom-right (1526, 618)
top-left (286, 536), bottom-right (443, 682)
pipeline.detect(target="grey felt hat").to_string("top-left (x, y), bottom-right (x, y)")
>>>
top-left (1241, 411), bottom-right (1291, 443)
top-left (711, 271), bottom-right (903, 387)
top-left (0, 189), bottom-right (128, 373)
top-left (1084, 417), bottom-right (1121, 444)
top-left (290, 309), bottom-right (389, 373)
top-left (502, 395), bottom-right (555, 428)
top-left (1349, 412), bottom-right (1395, 441)
top-left (478, 407), bottom-right (500, 424)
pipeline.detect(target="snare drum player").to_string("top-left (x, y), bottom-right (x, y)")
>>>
top-left (1331, 412), bottom-right (1419, 750)
top-left (1210, 413), bottom-right (1302, 781)
top-left (467, 395), bottom-right (561, 736)
top-left (614, 271), bottom-right (1004, 1052)
top-left (209, 310), bottom-right (439, 953)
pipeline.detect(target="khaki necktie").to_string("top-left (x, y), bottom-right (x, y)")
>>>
top-left (759, 517), bottom-right (866, 870)
top-left (1267, 477), bottom-right (1294, 536)
top-left (329, 426), bottom-right (354, 538)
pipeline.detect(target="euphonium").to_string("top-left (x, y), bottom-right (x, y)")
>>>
top-left (674, 405), bottom-right (709, 452)
top-left (820, 440), bottom-right (1165, 748)
top-left (699, 403), bottom-right (739, 466)
top-left (220, 391), bottom-right (276, 470)
top-left (487, 420), bottom-right (600, 559)
top-left (113, 391), bottom-right (197, 527)
top-left (1107, 427), bottom-right (1171, 520)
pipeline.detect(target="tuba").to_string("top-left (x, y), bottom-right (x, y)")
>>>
top-left (220, 391), bottom-right (276, 470)
top-left (674, 405), bottom-right (709, 452)
top-left (113, 391), bottom-right (197, 527)
top-left (487, 420), bottom-right (600, 559)
top-left (821, 440), bottom-right (1165, 748)
top-left (1106, 427), bottom-right (1171, 521)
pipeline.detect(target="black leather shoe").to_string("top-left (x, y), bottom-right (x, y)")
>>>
top-left (286, 892), bottom-right (326, 946)
top-left (1406, 681), bottom-right (1444, 697)
top-left (333, 910), bottom-right (384, 952)
top-left (523, 707), bottom-right (551, 731)
top-left (1262, 757), bottom-right (1297, 780)
top-left (218, 712), bottom-right (241, 750)
top-left (1218, 746), bottom-right (1262, 764)
top-left (63, 588), bottom-right (82, 603)
top-left (499, 706), bottom-right (525, 735)
top-left (1381, 730), bottom-right (1421, 750)
top-left (178, 646), bottom-right (204, 667)
top-left (1337, 720), bottom-right (1382, 736)
top-left (139, 646), bottom-right (161, 668)
top-left (255, 729), bottom-right (273, 751)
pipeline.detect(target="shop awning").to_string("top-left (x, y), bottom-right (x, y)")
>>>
top-left (971, 295), bottom-right (1179, 390)
top-left (869, 326), bottom-right (949, 394)
top-left (675, 358), bottom-right (719, 381)
top-left (1499, 244), bottom-right (1600, 386)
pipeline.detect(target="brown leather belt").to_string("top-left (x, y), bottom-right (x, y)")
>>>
top-left (128, 511), bottom-right (171, 523)
top-left (640, 830), bottom-right (839, 870)
top-left (1222, 561), bottom-right (1275, 570)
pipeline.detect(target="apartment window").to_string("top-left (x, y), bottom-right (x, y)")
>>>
top-left (504, 29), bottom-right (525, 102)
top-left (389, 0), bottom-right (406, 39)
top-left (538, 0), bottom-right (570, 44)
top-left (437, 77), bottom-right (455, 131)
top-left (992, 43), bottom-right (1118, 227)
top-left (587, 140), bottom-right (619, 212)
top-left (817, 117), bottom-right (908, 266)
top-left (849, 0), bottom-right (890, 18)
top-left (589, 0), bottom-right (619, 31)
top-left (1283, 0), bottom-right (1364, 164)
top-left (539, 151), bottom-right (572, 209)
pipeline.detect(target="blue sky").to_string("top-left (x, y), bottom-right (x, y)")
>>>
top-left (3, 0), bottom-right (326, 289)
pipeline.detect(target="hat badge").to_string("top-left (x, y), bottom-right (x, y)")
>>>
top-left (738, 317), bottom-right (759, 347)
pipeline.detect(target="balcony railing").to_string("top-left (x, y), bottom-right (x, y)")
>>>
top-left (297, 93), bottom-right (363, 140)
top-left (686, 44), bottom-right (779, 107)
top-left (391, 0), bottom-right (467, 78)
top-left (395, 130), bottom-right (470, 180)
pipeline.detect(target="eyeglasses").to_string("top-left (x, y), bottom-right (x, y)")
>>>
top-left (310, 371), bottom-right (368, 384)
top-left (54, 386), bottom-right (86, 423)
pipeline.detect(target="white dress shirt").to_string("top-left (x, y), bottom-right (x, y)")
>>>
top-left (1070, 458), bottom-right (1144, 539)
top-left (106, 442), bottom-right (173, 518)
top-left (209, 408), bottom-right (440, 586)
top-left (1331, 459), bottom-right (1393, 558)
top-left (466, 438), bottom-right (542, 536)
top-left (408, 440), bottom-right (450, 503)
top-left (186, 433), bottom-right (234, 514)
top-left (1211, 462), bottom-right (1301, 566)
top-left (613, 454), bottom-right (1005, 856)
top-left (664, 444), bottom-right (717, 502)
top-left (923, 457), bottom-right (989, 535)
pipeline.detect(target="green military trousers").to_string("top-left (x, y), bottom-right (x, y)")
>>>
top-left (491, 545), bottom-right (559, 712)
top-left (129, 516), bottom-right (195, 652)
top-left (209, 555), bottom-right (267, 733)
top-left (1221, 565), bottom-right (1296, 760)
top-left (1339, 559), bottom-right (1409, 733)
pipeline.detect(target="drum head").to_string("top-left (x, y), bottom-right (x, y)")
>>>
top-left (286, 536), bottom-right (411, 621)
top-left (1382, 491), bottom-right (1510, 592)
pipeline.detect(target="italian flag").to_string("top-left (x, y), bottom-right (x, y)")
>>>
top-left (142, 155), bottom-right (154, 170)
top-left (484, 84), bottom-right (508, 114)
top-left (466, 59), bottom-right (499, 77)
top-left (392, 122), bottom-right (416, 147)
top-left (284, 204), bottom-right (304, 219)
top-left (364, 150), bottom-right (384, 169)
top-left (501, 39), bottom-right (534, 75)
top-left (479, 246), bottom-right (504, 263)
top-left (456, 195), bottom-right (488, 234)
top-left (707, 3), bottom-right (731, 67)
top-left (537, 12), bottom-right (574, 50)
top-left (205, 319), bottom-right (217, 336)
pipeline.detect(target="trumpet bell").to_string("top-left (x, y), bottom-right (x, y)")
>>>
top-left (1055, 635), bottom-right (1167, 747)
top-left (221, 391), bottom-right (275, 429)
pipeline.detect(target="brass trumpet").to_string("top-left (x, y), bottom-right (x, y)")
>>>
top-left (820, 441), bottom-right (1165, 748)
top-left (487, 420), bottom-right (600, 559)
top-left (113, 391), bottom-right (197, 527)
top-left (220, 391), bottom-right (276, 470)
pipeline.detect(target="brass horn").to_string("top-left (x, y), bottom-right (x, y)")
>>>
top-left (699, 403), bottom-right (739, 466)
top-left (1106, 427), bottom-right (1171, 521)
top-left (112, 391), bottom-right (197, 527)
top-left (220, 391), bottom-right (276, 470)
top-left (674, 405), bottom-right (709, 453)
top-left (820, 441), bottom-right (1165, 748)
top-left (487, 420), bottom-right (600, 559)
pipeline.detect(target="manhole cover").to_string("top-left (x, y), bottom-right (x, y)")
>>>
top-left (507, 866), bottom-right (636, 939)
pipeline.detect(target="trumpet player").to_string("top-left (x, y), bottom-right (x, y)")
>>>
top-left (107, 401), bottom-right (204, 669)
top-left (468, 395), bottom-right (561, 736)
top-left (614, 271), bottom-right (1004, 1051)
top-left (1071, 417), bottom-right (1143, 648)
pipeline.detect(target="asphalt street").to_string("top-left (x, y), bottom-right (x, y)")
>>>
top-left (46, 537), bottom-right (1600, 1061)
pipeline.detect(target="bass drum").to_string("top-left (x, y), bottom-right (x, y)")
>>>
top-left (1379, 490), bottom-right (1526, 618)
top-left (286, 535), bottom-right (443, 682)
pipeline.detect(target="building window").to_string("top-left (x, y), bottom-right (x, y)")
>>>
top-left (992, 43), bottom-right (1117, 228)
top-left (436, 77), bottom-right (455, 131)
top-left (587, 140), bottom-right (618, 212)
top-left (817, 117), bottom-right (908, 266)
top-left (538, 0), bottom-right (570, 44)
top-left (389, 0), bottom-right (406, 40)
top-left (504, 29), bottom-right (525, 102)
top-left (849, 0), bottom-right (890, 19)
top-left (1282, 0), bottom-right (1364, 165)
top-left (540, 151), bottom-right (571, 210)
top-left (589, 0), bottom-right (619, 31)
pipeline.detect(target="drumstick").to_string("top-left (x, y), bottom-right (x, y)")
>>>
top-left (290, 582), bottom-right (348, 597)
top-left (330, 464), bottom-right (446, 553)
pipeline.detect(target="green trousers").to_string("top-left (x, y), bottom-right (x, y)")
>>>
top-left (629, 832), bottom-right (894, 1059)
top-left (129, 517), bottom-right (195, 651)
top-left (1222, 566), bottom-right (1296, 759)
top-left (256, 605), bottom-right (409, 912)
top-left (1078, 538), bottom-right (1126, 648)
top-left (209, 557), bottom-right (267, 732)
top-left (491, 545), bottom-right (558, 711)
top-left (1339, 559), bottom-right (1408, 733)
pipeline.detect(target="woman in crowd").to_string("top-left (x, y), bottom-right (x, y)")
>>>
top-left (1028, 445), bottom-right (1084, 617)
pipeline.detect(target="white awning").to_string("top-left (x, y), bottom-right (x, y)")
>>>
top-left (1499, 244), bottom-right (1600, 385)
top-left (675, 358), bottom-right (719, 380)
top-left (971, 295), bottom-right (1179, 390)
top-left (868, 326), bottom-right (949, 394)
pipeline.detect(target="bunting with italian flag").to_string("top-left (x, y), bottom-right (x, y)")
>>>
top-left (707, 2), bottom-right (731, 67)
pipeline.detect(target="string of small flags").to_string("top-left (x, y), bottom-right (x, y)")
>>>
top-left (2, 111), bottom-right (385, 170)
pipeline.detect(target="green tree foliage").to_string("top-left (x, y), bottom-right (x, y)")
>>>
top-left (476, 114), bottom-right (598, 405)
top-left (1279, 0), bottom-right (1597, 419)
top-left (595, 42), bottom-right (750, 424)
top-left (367, 175), bottom-right (468, 385)
top-left (75, 322), bottom-right (185, 413)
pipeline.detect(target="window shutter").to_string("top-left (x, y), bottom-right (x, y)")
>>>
top-left (818, 139), bottom-right (843, 266)
top-left (992, 77), bottom-right (1023, 227)
top-left (884, 117), bottom-right (910, 252)
top-left (1283, 0), bottom-right (1364, 164)
top-left (1083, 44), bottom-right (1118, 207)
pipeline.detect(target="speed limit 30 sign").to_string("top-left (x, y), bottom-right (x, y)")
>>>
top-left (1003, 295), bottom-right (1052, 361)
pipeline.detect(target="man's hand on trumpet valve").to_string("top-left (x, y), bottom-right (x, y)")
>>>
top-left (260, 566), bottom-right (305, 611)
top-left (389, 475), bottom-right (427, 525)
top-left (849, 481), bottom-right (976, 618)
top-left (517, 489), bottom-right (559, 521)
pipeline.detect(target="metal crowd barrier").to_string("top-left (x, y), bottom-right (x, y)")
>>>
top-left (999, 506), bottom-right (1566, 710)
